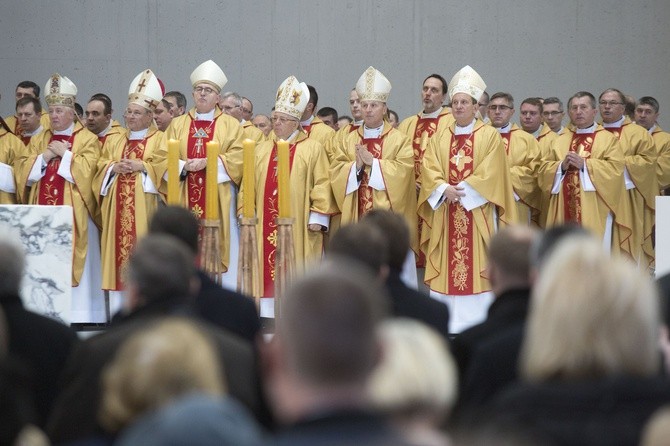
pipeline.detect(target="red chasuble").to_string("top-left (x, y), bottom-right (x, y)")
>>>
top-left (562, 133), bottom-right (594, 223)
top-left (261, 142), bottom-right (297, 297)
top-left (357, 137), bottom-right (384, 218)
top-left (186, 119), bottom-right (216, 219)
top-left (447, 133), bottom-right (475, 295)
top-left (412, 117), bottom-right (440, 267)
top-left (112, 139), bottom-right (146, 290)
top-left (37, 134), bottom-right (74, 205)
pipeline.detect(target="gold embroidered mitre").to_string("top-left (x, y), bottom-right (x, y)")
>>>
top-left (45, 73), bottom-right (77, 108)
top-left (274, 75), bottom-right (310, 120)
top-left (355, 66), bottom-right (391, 103)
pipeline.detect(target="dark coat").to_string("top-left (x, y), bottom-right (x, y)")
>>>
top-left (46, 296), bottom-right (261, 444)
top-left (1, 293), bottom-right (79, 427)
top-left (385, 269), bottom-right (450, 340)
top-left (490, 376), bottom-right (670, 446)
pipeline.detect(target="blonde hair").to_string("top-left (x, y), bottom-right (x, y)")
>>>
top-left (99, 318), bottom-right (225, 432)
top-left (641, 406), bottom-right (670, 446)
top-left (368, 319), bottom-right (457, 421)
top-left (521, 238), bottom-right (660, 381)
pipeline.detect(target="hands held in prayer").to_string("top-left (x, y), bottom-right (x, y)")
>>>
top-left (307, 224), bottom-right (325, 232)
top-left (355, 144), bottom-right (374, 170)
top-left (561, 152), bottom-right (585, 172)
top-left (43, 140), bottom-right (71, 162)
top-left (442, 184), bottom-right (466, 205)
top-left (113, 159), bottom-right (145, 174)
top-left (184, 158), bottom-right (207, 172)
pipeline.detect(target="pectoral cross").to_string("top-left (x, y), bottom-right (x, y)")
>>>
top-left (451, 151), bottom-right (463, 168)
top-left (192, 127), bottom-right (210, 157)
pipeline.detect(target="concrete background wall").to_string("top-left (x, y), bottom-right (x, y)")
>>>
top-left (1, 0), bottom-right (669, 127)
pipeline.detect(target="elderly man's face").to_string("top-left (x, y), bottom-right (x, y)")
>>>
top-left (192, 83), bottom-right (219, 114)
top-left (598, 91), bottom-right (625, 124)
top-left (361, 100), bottom-right (386, 128)
top-left (220, 96), bottom-right (243, 121)
top-left (124, 103), bottom-right (153, 132)
top-left (569, 96), bottom-right (598, 129)
top-left (252, 115), bottom-right (272, 137)
top-left (271, 112), bottom-right (299, 140)
top-left (48, 105), bottom-right (75, 131)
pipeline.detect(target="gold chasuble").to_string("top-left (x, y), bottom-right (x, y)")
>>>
top-left (398, 108), bottom-right (455, 266)
top-left (603, 118), bottom-right (657, 269)
top-left (240, 131), bottom-right (336, 297)
top-left (499, 124), bottom-right (543, 226)
top-left (536, 123), bottom-right (558, 157)
top-left (242, 120), bottom-right (266, 144)
top-left (160, 108), bottom-right (244, 272)
top-left (539, 125), bottom-right (628, 251)
top-left (330, 123), bottom-right (417, 248)
top-left (4, 112), bottom-right (50, 141)
top-left (93, 128), bottom-right (165, 291)
top-left (302, 116), bottom-right (336, 148)
top-left (0, 128), bottom-right (23, 204)
top-left (418, 120), bottom-right (516, 295)
top-left (16, 123), bottom-right (100, 285)
top-left (328, 122), bottom-right (361, 163)
top-left (652, 125), bottom-right (670, 190)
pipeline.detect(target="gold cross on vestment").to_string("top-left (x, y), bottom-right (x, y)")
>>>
top-left (450, 150), bottom-right (472, 172)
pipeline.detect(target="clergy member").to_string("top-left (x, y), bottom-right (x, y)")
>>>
top-left (0, 116), bottom-right (22, 204)
top-left (160, 60), bottom-right (244, 289)
top-left (634, 96), bottom-right (670, 192)
top-left (94, 69), bottom-right (166, 314)
top-left (241, 75), bottom-right (336, 317)
top-left (418, 65), bottom-right (517, 334)
top-left (16, 74), bottom-right (105, 323)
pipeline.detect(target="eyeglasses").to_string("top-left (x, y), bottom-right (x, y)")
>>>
top-left (598, 101), bottom-right (623, 107)
top-left (222, 104), bottom-right (241, 112)
top-left (271, 116), bottom-right (297, 125)
top-left (542, 111), bottom-right (563, 117)
top-left (194, 86), bottom-right (217, 95)
top-left (488, 105), bottom-right (512, 111)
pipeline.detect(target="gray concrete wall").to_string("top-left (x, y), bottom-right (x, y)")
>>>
top-left (2, 0), bottom-right (669, 127)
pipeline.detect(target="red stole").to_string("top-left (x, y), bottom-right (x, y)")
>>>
top-left (357, 137), bottom-right (384, 218)
top-left (500, 131), bottom-right (511, 155)
top-left (21, 135), bottom-right (31, 146)
top-left (604, 126), bottom-right (622, 140)
top-left (98, 134), bottom-right (108, 146)
top-left (261, 142), bottom-right (297, 297)
top-left (562, 132), bottom-right (595, 223)
top-left (37, 134), bottom-right (73, 205)
top-left (112, 138), bottom-right (146, 290)
top-left (412, 116), bottom-right (440, 267)
top-left (186, 119), bottom-right (216, 219)
top-left (447, 132), bottom-right (475, 295)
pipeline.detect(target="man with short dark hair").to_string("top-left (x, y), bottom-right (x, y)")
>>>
top-left (4, 81), bottom-right (50, 137)
top-left (316, 106), bottom-right (339, 131)
top-left (488, 92), bottom-right (542, 226)
top-left (164, 90), bottom-right (187, 116)
top-left (153, 98), bottom-right (172, 132)
top-left (635, 96), bottom-right (670, 192)
top-left (599, 88), bottom-right (656, 268)
top-left (299, 85), bottom-right (336, 147)
top-left (520, 97), bottom-right (557, 155)
top-left (15, 97), bottom-right (44, 145)
top-left (85, 95), bottom-right (114, 142)
top-left (542, 97), bottom-right (565, 134)
top-left (0, 101), bottom-right (24, 203)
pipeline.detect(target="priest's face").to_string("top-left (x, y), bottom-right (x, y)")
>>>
top-left (349, 90), bottom-right (362, 121)
top-left (598, 91), bottom-right (625, 124)
top-left (634, 103), bottom-right (659, 130)
top-left (85, 100), bottom-right (111, 135)
top-left (488, 97), bottom-right (514, 128)
top-left (192, 83), bottom-right (219, 114)
top-left (568, 96), bottom-right (597, 129)
top-left (124, 103), bottom-right (153, 131)
top-left (16, 102), bottom-right (41, 133)
top-left (48, 105), bottom-right (75, 131)
top-left (422, 77), bottom-right (446, 114)
top-left (542, 103), bottom-right (564, 132)
top-left (520, 103), bottom-right (543, 133)
top-left (153, 101), bottom-right (172, 132)
top-left (271, 112), bottom-right (299, 140)
top-left (451, 93), bottom-right (477, 127)
top-left (361, 100), bottom-right (387, 128)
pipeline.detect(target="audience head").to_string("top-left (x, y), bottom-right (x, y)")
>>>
top-left (99, 318), bottom-right (224, 433)
top-left (486, 226), bottom-right (538, 296)
top-left (528, 224), bottom-right (592, 276)
top-left (328, 222), bottom-right (389, 278)
top-left (521, 237), bottom-right (661, 381)
top-left (362, 210), bottom-right (410, 271)
top-left (148, 206), bottom-right (200, 255)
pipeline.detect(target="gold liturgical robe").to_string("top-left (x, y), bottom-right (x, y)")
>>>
top-left (242, 120), bottom-right (266, 144)
top-left (0, 128), bottom-right (23, 204)
top-left (539, 125), bottom-right (627, 251)
top-left (652, 125), bottom-right (670, 190)
top-left (4, 111), bottom-right (50, 138)
top-left (16, 123), bottom-right (101, 285)
top-left (93, 127), bottom-right (165, 290)
top-left (603, 118), bottom-right (657, 269)
top-left (239, 130), bottom-right (336, 296)
top-left (330, 122), bottom-right (417, 248)
top-left (418, 120), bottom-right (517, 295)
top-left (536, 123), bottom-right (558, 157)
top-left (158, 107), bottom-right (244, 272)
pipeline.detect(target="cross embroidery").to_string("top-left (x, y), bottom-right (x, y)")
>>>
top-left (451, 149), bottom-right (472, 172)
top-left (192, 127), bottom-right (209, 156)
top-left (137, 78), bottom-right (148, 92)
top-left (144, 98), bottom-right (158, 109)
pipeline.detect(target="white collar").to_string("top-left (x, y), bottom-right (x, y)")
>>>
top-left (129, 128), bottom-right (149, 140)
top-left (363, 123), bottom-right (384, 138)
top-left (353, 119), bottom-right (363, 126)
top-left (532, 126), bottom-right (542, 139)
top-left (195, 110), bottom-right (215, 121)
top-left (24, 125), bottom-right (43, 137)
top-left (454, 119), bottom-right (476, 135)
top-left (649, 124), bottom-right (657, 134)
top-left (53, 123), bottom-right (75, 136)
top-left (602, 116), bottom-right (625, 128)
top-left (496, 122), bottom-right (512, 134)
top-left (575, 122), bottom-right (597, 134)
top-left (300, 115), bottom-right (314, 127)
top-left (98, 123), bottom-right (112, 137)
top-left (421, 107), bottom-right (443, 119)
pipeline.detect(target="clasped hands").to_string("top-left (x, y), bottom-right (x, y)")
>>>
top-left (355, 144), bottom-right (374, 170)
top-left (42, 140), bottom-right (71, 162)
top-left (442, 184), bottom-right (466, 205)
top-left (183, 158), bottom-right (208, 172)
top-left (112, 159), bottom-right (145, 174)
top-left (561, 152), bottom-right (585, 172)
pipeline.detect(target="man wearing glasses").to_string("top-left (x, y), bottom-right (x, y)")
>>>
top-left (599, 88), bottom-right (657, 270)
top-left (542, 97), bottom-right (566, 135)
top-left (220, 91), bottom-right (265, 143)
top-left (161, 60), bottom-right (244, 290)
top-left (635, 96), bottom-right (670, 193)
top-left (538, 91), bottom-right (626, 255)
top-left (487, 92), bottom-right (542, 226)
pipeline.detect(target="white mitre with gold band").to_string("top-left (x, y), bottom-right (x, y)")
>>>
top-left (190, 60), bottom-right (228, 92)
top-left (274, 75), bottom-right (310, 120)
top-left (45, 73), bottom-right (77, 108)
top-left (448, 65), bottom-right (486, 102)
top-left (128, 69), bottom-right (165, 111)
top-left (355, 66), bottom-right (391, 102)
